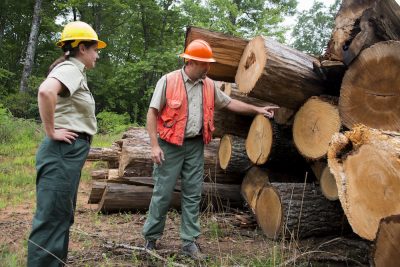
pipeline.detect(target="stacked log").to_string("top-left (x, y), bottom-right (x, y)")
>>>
top-left (372, 214), bottom-right (400, 267)
top-left (327, 125), bottom-right (400, 241)
top-left (184, 26), bottom-right (248, 82)
top-left (87, 128), bottom-right (245, 212)
top-left (339, 41), bottom-right (400, 131)
top-left (235, 35), bottom-right (327, 109)
top-left (86, 16), bottom-right (400, 262)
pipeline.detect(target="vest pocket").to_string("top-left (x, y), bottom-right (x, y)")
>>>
top-left (161, 99), bottom-right (182, 127)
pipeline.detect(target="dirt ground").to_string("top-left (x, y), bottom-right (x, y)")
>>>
top-left (0, 180), bottom-right (371, 267)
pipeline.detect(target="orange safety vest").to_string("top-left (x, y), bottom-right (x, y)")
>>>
top-left (157, 70), bottom-right (215, 146)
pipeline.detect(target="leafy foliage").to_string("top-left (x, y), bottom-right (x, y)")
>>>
top-left (0, 0), bottom-right (316, 124)
top-left (96, 110), bottom-right (131, 134)
top-left (291, 0), bottom-right (340, 56)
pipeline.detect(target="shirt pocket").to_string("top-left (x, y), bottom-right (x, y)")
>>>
top-left (72, 84), bottom-right (95, 118)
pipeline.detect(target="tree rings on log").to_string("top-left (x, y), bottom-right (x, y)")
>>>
top-left (246, 114), bottom-right (273, 165)
top-left (218, 134), bottom-right (251, 173)
top-left (293, 96), bottom-right (340, 160)
top-left (241, 167), bottom-right (269, 212)
top-left (328, 125), bottom-right (400, 240)
top-left (339, 41), bottom-right (400, 131)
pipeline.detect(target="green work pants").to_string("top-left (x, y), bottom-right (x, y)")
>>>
top-left (27, 137), bottom-right (90, 267)
top-left (142, 137), bottom-right (204, 245)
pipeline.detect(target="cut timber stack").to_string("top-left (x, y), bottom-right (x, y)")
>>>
top-left (328, 125), bottom-right (400, 241)
top-left (239, 166), bottom-right (348, 240)
top-left (87, 128), bottom-right (244, 212)
top-left (185, 27), bottom-right (248, 82)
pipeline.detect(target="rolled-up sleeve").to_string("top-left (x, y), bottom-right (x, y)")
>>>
top-left (149, 75), bottom-right (167, 111)
top-left (48, 63), bottom-right (82, 96)
top-left (214, 82), bottom-right (231, 110)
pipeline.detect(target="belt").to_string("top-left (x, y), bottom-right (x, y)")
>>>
top-left (75, 132), bottom-right (92, 144)
top-left (184, 134), bottom-right (202, 140)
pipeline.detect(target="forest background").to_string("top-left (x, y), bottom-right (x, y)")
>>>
top-left (0, 0), bottom-right (340, 130)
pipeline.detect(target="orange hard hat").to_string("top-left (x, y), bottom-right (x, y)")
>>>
top-left (179, 39), bottom-right (216, 62)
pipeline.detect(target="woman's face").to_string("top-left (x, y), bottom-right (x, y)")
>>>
top-left (79, 43), bottom-right (99, 69)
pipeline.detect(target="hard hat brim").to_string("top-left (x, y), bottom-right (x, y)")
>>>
top-left (56, 39), bottom-right (107, 49)
top-left (179, 53), bottom-right (216, 63)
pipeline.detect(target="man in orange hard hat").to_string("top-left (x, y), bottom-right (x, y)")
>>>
top-left (142, 39), bottom-right (278, 259)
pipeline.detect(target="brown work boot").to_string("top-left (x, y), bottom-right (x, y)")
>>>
top-left (181, 242), bottom-right (207, 260)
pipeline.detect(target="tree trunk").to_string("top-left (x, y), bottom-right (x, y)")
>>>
top-left (185, 26), bottom-right (248, 82)
top-left (246, 114), bottom-right (303, 169)
top-left (87, 146), bottom-right (121, 161)
top-left (339, 41), bottom-right (400, 131)
top-left (328, 125), bottom-right (400, 240)
top-left (93, 180), bottom-right (242, 212)
top-left (218, 134), bottom-right (251, 173)
top-left (213, 108), bottom-right (253, 139)
top-left (293, 96), bottom-right (341, 160)
top-left (310, 161), bottom-right (338, 201)
top-left (240, 167), bottom-right (270, 212)
top-left (97, 183), bottom-right (181, 213)
top-left (220, 83), bottom-right (295, 125)
top-left (235, 36), bottom-right (325, 109)
top-left (323, 0), bottom-right (400, 65)
top-left (19, 0), bottom-right (42, 93)
top-left (372, 214), bottom-right (400, 267)
top-left (255, 182), bottom-right (348, 239)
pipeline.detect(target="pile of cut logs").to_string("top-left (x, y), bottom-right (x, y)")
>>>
top-left (87, 0), bottom-right (400, 265)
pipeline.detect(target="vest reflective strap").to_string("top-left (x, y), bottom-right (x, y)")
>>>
top-left (157, 70), bottom-right (215, 145)
top-left (201, 77), bottom-right (215, 144)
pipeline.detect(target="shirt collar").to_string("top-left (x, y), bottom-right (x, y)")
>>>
top-left (181, 67), bottom-right (203, 84)
top-left (69, 57), bottom-right (86, 73)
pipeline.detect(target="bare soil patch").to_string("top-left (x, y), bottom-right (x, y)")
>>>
top-left (0, 179), bottom-right (369, 266)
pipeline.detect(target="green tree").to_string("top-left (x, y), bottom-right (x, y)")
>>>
top-left (182, 0), bottom-right (297, 40)
top-left (291, 0), bottom-right (340, 56)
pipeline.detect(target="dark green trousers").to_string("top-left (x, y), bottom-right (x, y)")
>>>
top-left (27, 137), bottom-right (90, 267)
top-left (142, 137), bottom-right (204, 245)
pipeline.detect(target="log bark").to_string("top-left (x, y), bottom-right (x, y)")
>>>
top-left (255, 182), bottom-right (348, 239)
top-left (94, 181), bottom-right (243, 212)
top-left (213, 108), bottom-right (253, 139)
top-left (324, 0), bottom-right (400, 65)
top-left (185, 26), bottom-right (248, 82)
top-left (293, 96), bottom-right (341, 160)
top-left (235, 36), bottom-right (326, 109)
top-left (372, 214), bottom-right (400, 267)
top-left (220, 83), bottom-right (295, 125)
top-left (118, 138), bottom-right (152, 177)
top-left (87, 146), bottom-right (120, 162)
top-left (339, 41), bottom-right (400, 131)
top-left (97, 183), bottom-right (181, 213)
top-left (218, 134), bottom-right (251, 173)
top-left (328, 125), bottom-right (400, 240)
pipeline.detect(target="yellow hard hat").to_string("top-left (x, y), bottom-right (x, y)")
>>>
top-left (56, 21), bottom-right (107, 49)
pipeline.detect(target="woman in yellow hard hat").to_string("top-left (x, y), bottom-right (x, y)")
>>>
top-left (27, 21), bottom-right (106, 267)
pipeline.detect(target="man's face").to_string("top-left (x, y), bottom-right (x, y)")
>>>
top-left (192, 60), bottom-right (210, 79)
